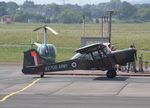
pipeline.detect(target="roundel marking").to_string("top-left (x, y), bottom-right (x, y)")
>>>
top-left (71, 62), bottom-right (77, 68)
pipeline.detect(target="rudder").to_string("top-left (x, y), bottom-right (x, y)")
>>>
top-left (23, 49), bottom-right (42, 67)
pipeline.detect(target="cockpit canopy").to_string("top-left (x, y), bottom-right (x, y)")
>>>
top-left (72, 43), bottom-right (111, 60)
top-left (38, 44), bottom-right (57, 63)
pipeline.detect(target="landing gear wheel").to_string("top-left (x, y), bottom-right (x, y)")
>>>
top-left (106, 69), bottom-right (117, 78)
top-left (40, 72), bottom-right (44, 78)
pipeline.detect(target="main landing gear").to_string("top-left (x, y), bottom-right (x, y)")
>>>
top-left (106, 68), bottom-right (117, 78)
top-left (40, 72), bottom-right (44, 78)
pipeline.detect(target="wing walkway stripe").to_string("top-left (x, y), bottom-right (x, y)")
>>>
top-left (0, 78), bottom-right (41, 102)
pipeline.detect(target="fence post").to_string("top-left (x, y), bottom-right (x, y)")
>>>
top-left (139, 54), bottom-right (143, 72)
top-left (145, 61), bottom-right (149, 69)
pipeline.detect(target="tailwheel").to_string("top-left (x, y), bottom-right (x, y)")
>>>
top-left (106, 69), bottom-right (117, 78)
top-left (40, 72), bottom-right (44, 78)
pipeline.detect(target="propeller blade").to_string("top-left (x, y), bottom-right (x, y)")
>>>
top-left (45, 26), bottom-right (58, 35)
top-left (33, 27), bottom-right (42, 31)
top-left (34, 42), bottom-right (42, 47)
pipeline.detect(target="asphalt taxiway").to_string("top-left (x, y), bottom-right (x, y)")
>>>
top-left (0, 64), bottom-right (150, 108)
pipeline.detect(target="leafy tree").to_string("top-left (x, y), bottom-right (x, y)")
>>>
top-left (89, 5), bottom-right (103, 18)
top-left (15, 11), bottom-right (45, 23)
top-left (45, 3), bottom-right (61, 22)
top-left (7, 2), bottom-right (19, 15)
top-left (22, 0), bottom-right (35, 9)
top-left (118, 1), bottom-right (137, 19)
top-left (137, 8), bottom-right (150, 21)
top-left (82, 5), bottom-right (92, 20)
top-left (0, 0), bottom-right (149, 23)
top-left (107, 0), bottom-right (122, 10)
top-left (0, 2), bottom-right (7, 16)
top-left (57, 9), bottom-right (83, 24)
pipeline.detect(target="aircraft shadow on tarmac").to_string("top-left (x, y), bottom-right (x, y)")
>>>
top-left (33, 76), bottom-right (52, 79)
top-left (94, 77), bottom-right (129, 81)
top-left (32, 76), bottom-right (129, 81)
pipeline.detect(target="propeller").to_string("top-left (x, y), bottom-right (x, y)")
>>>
top-left (34, 42), bottom-right (42, 47)
top-left (33, 26), bottom-right (42, 32)
top-left (33, 25), bottom-right (58, 45)
top-left (33, 25), bottom-right (58, 35)
top-left (45, 26), bottom-right (58, 35)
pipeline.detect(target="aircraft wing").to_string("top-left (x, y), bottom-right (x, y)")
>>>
top-left (76, 43), bottom-right (105, 54)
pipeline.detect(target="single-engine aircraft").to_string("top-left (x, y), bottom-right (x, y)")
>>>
top-left (22, 26), bottom-right (136, 78)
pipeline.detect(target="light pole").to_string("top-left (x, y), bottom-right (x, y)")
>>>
top-left (83, 16), bottom-right (85, 36)
top-left (107, 10), bottom-right (114, 44)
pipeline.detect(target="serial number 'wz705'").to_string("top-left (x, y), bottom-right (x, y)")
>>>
top-left (45, 64), bottom-right (68, 71)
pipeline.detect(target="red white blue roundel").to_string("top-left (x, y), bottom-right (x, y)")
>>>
top-left (71, 62), bottom-right (77, 68)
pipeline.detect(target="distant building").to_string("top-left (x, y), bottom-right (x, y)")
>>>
top-left (1, 15), bottom-right (14, 24)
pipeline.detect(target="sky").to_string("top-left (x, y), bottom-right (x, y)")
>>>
top-left (0, 0), bottom-right (150, 5)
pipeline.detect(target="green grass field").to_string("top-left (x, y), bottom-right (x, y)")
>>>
top-left (0, 23), bottom-right (150, 62)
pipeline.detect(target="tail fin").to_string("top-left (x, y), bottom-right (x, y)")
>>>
top-left (23, 49), bottom-right (42, 67)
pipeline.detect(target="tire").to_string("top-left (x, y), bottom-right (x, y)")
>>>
top-left (106, 69), bottom-right (116, 78)
top-left (40, 72), bottom-right (44, 78)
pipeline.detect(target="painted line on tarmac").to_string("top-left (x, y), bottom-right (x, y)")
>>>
top-left (45, 73), bottom-right (150, 77)
top-left (0, 78), bottom-right (41, 102)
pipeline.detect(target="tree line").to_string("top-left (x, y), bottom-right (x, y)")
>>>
top-left (0, 0), bottom-right (150, 23)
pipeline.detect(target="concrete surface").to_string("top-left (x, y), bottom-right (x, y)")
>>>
top-left (0, 64), bottom-right (150, 108)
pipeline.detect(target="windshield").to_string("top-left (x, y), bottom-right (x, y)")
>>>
top-left (103, 47), bottom-right (111, 55)
top-left (71, 53), bottom-right (81, 59)
top-left (71, 53), bottom-right (92, 60)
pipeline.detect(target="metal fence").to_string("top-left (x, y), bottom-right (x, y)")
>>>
top-left (139, 50), bottom-right (150, 72)
top-left (80, 37), bottom-right (109, 47)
